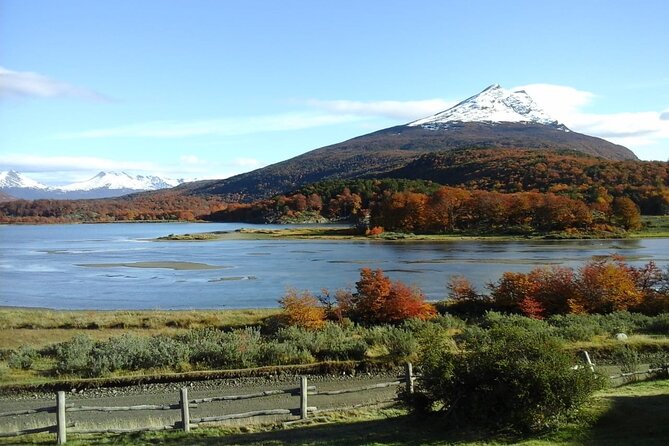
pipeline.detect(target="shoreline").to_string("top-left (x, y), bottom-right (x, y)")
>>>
top-left (153, 226), bottom-right (669, 243)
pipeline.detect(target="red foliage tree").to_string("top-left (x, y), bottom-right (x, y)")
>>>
top-left (346, 268), bottom-right (435, 324)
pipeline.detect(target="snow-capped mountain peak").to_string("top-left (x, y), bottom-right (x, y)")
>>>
top-left (408, 84), bottom-right (560, 129)
top-left (0, 170), bottom-right (187, 199)
top-left (59, 171), bottom-right (184, 192)
top-left (0, 170), bottom-right (49, 189)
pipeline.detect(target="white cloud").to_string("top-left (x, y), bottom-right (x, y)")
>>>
top-left (513, 84), bottom-right (595, 118)
top-left (60, 113), bottom-right (363, 139)
top-left (0, 66), bottom-right (110, 102)
top-left (0, 153), bottom-right (267, 185)
top-left (515, 83), bottom-right (669, 152)
top-left (0, 154), bottom-right (156, 172)
top-left (304, 98), bottom-right (455, 121)
top-left (180, 155), bottom-right (205, 165)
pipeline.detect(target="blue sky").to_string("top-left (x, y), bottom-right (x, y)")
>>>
top-left (1, 0), bottom-right (668, 185)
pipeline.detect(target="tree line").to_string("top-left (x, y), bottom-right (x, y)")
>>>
top-left (209, 184), bottom-right (642, 235)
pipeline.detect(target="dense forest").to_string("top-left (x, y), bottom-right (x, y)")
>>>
top-left (207, 184), bottom-right (641, 235)
top-left (0, 192), bottom-right (226, 224)
top-left (386, 149), bottom-right (669, 214)
top-left (1, 149), bottom-right (667, 227)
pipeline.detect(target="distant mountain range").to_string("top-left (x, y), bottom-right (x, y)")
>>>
top-left (0, 170), bottom-right (186, 199)
top-left (181, 84), bottom-right (637, 201)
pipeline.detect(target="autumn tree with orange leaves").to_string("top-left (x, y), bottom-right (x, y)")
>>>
top-left (278, 289), bottom-right (326, 330)
top-left (344, 268), bottom-right (436, 324)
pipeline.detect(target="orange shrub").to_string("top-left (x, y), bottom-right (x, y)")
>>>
top-left (278, 289), bottom-right (326, 330)
top-left (366, 226), bottom-right (385, 236)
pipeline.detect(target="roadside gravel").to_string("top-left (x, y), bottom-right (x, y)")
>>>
top-left (0, 371), bottom-right (403, 434)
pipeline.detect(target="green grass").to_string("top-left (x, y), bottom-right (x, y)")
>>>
top-left (632, 215), bottom-right (669, 238)
top-left (4, 380), bottom-right (668, 445)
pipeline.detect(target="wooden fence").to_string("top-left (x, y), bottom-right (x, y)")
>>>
top-left (4, 357), bottom-right (666, 444)
top-left (0, 363), bottom-right (414, 444)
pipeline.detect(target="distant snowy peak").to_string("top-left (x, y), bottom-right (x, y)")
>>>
top-left (59, 171), bottom-right (185, 192)
top-left (0, 170), bottom-right (49, 189)
top-left (0, 170), bottom-right (187, 199)
top-left (409, 84), bottom-right (562, 129)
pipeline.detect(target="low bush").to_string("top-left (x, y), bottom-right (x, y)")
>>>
top-left (644, 313), bottom-right (669, 335)
top-left (55, 334), bottom-right (95, 376)
top-left (277, 322), bottom-right (368, 361)
top-left (407, 324), bottom-right (605, 433)
top-left (7, 346), bottom-right (38, 370)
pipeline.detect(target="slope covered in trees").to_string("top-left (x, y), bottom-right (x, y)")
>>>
top-left (183, 122), bottom-right (637, 201)
top-left (386, 149), bottom-right (669, 214)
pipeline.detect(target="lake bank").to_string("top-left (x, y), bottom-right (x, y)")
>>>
top-left (156, 215), bottom-right (669, 242)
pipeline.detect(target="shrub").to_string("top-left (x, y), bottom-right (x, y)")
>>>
top-left (277, 322), bottom-right (368, 361)
top-left (364, 325), bottom-right (418, 359)
top-left (278, 289), bottom-right (326, 330)
top-left (8, 346), bottom-right (38, 370)
top-left (547, 313), bottom-right (604, 341)
top-left (407, 324), bottom-right (605, 432)
top-left (645, 313), bottom-right (669, 335)
top-left (259, 341), bottom-right (315, 366)
top-left (611, 344), bottom-right (640, 376)
top-left (55, 334), bottom-right (95, 376)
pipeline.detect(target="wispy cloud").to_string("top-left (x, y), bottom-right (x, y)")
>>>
top-left (304, 98), bottom-right (454, 121)
top-left (0, 154), bottom-right (156, 172)
top-left (516, 83), bottom-right (669, 149)
top-left (0, 66), bottom-right (110, 102)
top-left (60, 113), bottom-right (363, 139)
top-left (0, 153), bottom-right (267, 185)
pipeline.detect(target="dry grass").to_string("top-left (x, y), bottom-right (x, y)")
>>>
top-left (0, 308), bottom-right (278, 331)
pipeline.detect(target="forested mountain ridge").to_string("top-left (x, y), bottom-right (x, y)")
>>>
top-left (384, 149), bottom-right (669, 214)
top-left (180, 85), bottom-right (637, 201)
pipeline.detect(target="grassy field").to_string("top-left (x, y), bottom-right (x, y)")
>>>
top-left (633, 215), bottom-right (669, 238)
top-left (0, 308), bottom-right (277, 331)
top-left (0, 308), bottom-right (279, 384)
top-left (2, 308), bottom-right (669, 387)
top-left (4, 379), bottom-right (668, 445)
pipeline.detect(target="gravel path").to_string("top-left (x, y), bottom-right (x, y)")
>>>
top-left (0, 372), bottom-right (404, 435)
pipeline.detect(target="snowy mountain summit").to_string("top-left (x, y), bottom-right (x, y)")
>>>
top-left (409, 84), bottom-right (561, 129)
top-left (0, 170), bottom-right (186, 199)
top-left (59, 171), bottom-right (184, 192)
top-left (0, 170), bottom-right (49, 190)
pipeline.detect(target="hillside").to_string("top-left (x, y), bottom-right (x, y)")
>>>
top-left (182, 85), bottom-right (637, 201)
top-left (384, 149), bottom-right (669, 214)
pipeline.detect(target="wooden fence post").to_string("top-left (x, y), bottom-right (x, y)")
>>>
top-left (582, 350), bottom-right (595, 372)
top-left (56, 391), bottom-right (66, 445)
top-left (180, 387), bottom-right (190, 433)
top-left (300, 376), bottom-right (308, 419)
top-left (405, 362), bottom-right (414, 394)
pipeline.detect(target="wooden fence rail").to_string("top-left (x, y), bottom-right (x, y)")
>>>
top-left (0, 363), bottom-right (414, 444)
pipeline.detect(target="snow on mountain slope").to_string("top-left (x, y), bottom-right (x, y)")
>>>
top-left (58, 171), bottom-right (184, 192)
top-left (0, 170), bottom-right (49, 189)
top-left (0, 170), bottom-right (186, 199)
top-left (409, 84), bottom-right (561, 129)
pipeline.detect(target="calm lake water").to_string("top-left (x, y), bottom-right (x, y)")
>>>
top-left (1, 223), bottom-right (668, 310)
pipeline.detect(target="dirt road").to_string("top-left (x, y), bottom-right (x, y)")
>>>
top-left (0, 373), bottom-right (403, 435)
